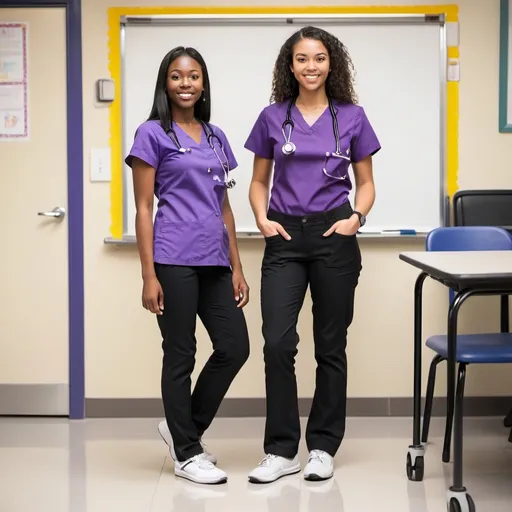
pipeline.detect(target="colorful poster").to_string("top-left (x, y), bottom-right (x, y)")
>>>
top-left (0, 23), bottom-right (28, 140)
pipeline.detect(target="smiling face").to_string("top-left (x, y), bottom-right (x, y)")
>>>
top-left (290, 37), bottom-right (330, 93)
top-left (166, 55), bottom-right (204, 111)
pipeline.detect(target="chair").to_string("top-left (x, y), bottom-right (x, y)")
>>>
top-left (453, 189), bottom-right (512, 435)
top-left (452, 189), bottom-right (512, 233)
top-left (420, 226), bottom-right (512, 462)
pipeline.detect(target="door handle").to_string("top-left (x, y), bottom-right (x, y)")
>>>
top-left (38, 206), bottom-right (66, 219)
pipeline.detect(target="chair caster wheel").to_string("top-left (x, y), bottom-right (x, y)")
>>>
top-left (504, 410), bottom-right (512, 428)
top-left (406, 452), bottom-right (424, 482)
top-left (448, 493), bottom-right (476, 512)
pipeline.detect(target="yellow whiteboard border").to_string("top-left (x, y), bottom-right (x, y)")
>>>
top-left (108, 5), bottom-right (459, 239)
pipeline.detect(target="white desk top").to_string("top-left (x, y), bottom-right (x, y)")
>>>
top-left (399, 251), bottom-right (512, 282)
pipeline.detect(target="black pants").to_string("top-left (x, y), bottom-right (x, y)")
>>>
top-left (261, 202), bottom-right (361, 458)
top-left (155, 264), bottom-right (250, 462)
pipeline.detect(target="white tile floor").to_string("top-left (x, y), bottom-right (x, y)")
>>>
top-left (0, 416), bottom-right (510, 511)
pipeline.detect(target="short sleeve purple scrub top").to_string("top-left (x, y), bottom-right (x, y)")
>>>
top-left (244, 100), bottom-right (381, 216)
top-left (125, 120), bottom-right (238, 267)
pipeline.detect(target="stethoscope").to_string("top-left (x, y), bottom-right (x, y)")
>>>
top-left (166, 121), bottom-right (236, 189)
top-left (282, 97), bottom-right (351, 180)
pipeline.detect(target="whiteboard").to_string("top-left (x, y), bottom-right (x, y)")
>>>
top-left (121, 15), bottom-right (446, 236)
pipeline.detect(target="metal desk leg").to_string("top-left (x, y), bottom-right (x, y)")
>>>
top-left (446, 290), bottom-right (476, 512)
top-left (406, 272), bottom-right (428, 482)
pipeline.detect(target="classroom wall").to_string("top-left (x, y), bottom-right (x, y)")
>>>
top-left (83, 0), bottom-right (512, 404)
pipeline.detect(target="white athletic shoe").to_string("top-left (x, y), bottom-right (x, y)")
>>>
top-left (303, 450), bottom-right (334, 481)
top-left (248, 454), bottom-right (301, 484)
top-left (175, 453), bottom-right (227, 485)
top-left (157, 420), bottom-right (217, 465)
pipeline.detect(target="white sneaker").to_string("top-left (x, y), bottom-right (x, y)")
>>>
top-left (175, 453), bottom-right (227, 485)
top-left (157, 420), bottom-right (218, 465)
top-left (303, 450), bottom-right (334, 481)
top-left (248, 454), bottom-right (301, 484)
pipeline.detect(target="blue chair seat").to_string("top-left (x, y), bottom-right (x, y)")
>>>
top-left (426, 333), bottom-right (512, 363)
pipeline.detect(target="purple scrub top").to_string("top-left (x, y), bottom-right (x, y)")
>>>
top-left (125, 120), bottom-right (237, 267)
top-left (244, 100), bottom-right (381, 216)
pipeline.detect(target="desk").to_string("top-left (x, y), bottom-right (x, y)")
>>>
top-left (399, 251), bottom-right (512, 512)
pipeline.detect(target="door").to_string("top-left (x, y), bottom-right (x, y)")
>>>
top-left (0, 8), bottom-right (68, 415)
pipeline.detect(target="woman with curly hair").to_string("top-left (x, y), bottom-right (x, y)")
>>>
top-left (245, 26), bottom-right (381, 483)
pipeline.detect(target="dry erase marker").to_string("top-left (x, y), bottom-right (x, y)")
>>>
top-left (381, 229), bottom-right (416, 235)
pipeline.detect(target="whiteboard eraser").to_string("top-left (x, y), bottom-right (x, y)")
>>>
top-left (96, 79), bottom-right (115, 102)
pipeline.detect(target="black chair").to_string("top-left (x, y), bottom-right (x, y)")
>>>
top-left (452, 189), bottom-right (512, 438)
top-left (453, 189), bottom-right (512, 233)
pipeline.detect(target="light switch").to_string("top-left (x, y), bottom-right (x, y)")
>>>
top-left (90, 148), bottom-right (111, 182)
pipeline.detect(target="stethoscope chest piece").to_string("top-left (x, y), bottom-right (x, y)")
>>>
top-left (167, 122), bottom-right (235, 189)
top-left (282, 141), bottom-right (296, 155)
top-left (282, 97), bottom-right (343, 167)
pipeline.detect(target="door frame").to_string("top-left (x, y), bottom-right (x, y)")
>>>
top-left (0, 0), bottom-right (84, 419)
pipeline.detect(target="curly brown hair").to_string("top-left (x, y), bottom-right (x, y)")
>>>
top-left (270, 26), bottom-right (357, 104)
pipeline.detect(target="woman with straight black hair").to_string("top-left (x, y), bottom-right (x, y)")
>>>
top-left (125, 46), bottom-right (250, 485)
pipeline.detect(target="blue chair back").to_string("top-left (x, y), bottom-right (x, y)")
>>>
top-left (426, 226), bottom-right (512, 252)
top-left (426, 226), bottom-right (512, 304)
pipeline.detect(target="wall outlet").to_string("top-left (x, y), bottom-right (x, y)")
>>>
top-left (90, 148), bottom-right (111, 182)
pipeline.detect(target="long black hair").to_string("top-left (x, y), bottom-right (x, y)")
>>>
top-left (271, 26), bottom-right (357, 104)
top-left (147, 46), bottom-right (211, 133)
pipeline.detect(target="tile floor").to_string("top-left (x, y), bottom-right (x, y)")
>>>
top-left (0, 416), bottom-right (510, 511)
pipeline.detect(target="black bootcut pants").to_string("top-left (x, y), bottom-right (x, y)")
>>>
top-left (155, 264), bottom-right (250, 462)
top-left (261, 202), bottom-right (361, 458)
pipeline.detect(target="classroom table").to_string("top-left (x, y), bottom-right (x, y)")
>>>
top-left (399, 250), bottom-right (512, 512)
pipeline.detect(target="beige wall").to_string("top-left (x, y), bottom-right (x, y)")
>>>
top-left (83, 0), bottom-right (512, 400)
